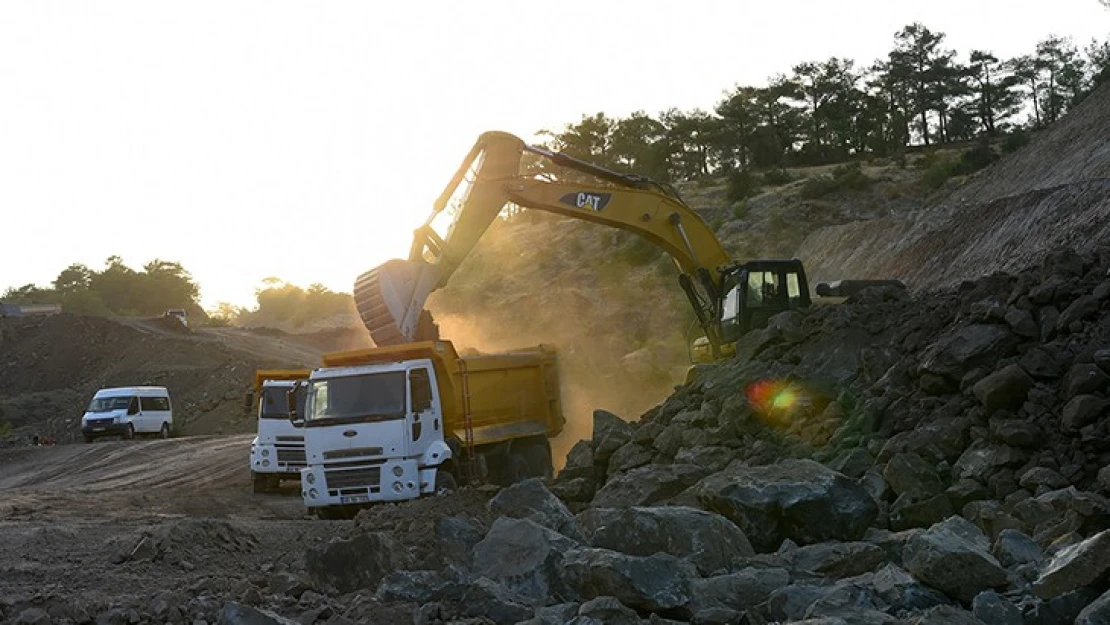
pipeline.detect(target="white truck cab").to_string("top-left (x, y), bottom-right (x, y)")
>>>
top-left (295, 358), bottom-right (454, 515)
top-left (249, 380), bottom-right (308, 493)
top-left (81, 386), bottom-right (174, 442)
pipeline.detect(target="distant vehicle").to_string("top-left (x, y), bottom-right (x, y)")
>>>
top-left (164, 309), bottom-right (188, 327)
top-left (81, 386), bottom-right (174, 442)
top-left (246, 369), bottom-right (311, 493)
top-left (0, 303), bottom-right (62, 317)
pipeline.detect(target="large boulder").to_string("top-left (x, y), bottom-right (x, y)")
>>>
top-left (1061, 363), bottom-right (1110, 399)
top-left (688, 567), bottom-right (790, 618)
top-left (696, 459), bottom-right (878, 552)
top-left (952, 445), bottom-right (1028, 482)
top-left (304, 532), bottom-right (412, 594)
top-left (883, 453), bottom-right (944, 499)
top-left (472, 517), bottom-right (578, 604)
top-left (375, 569), bottom-right (463, 604)
top-left (434, 515), bottom-right (486, 566)
top-left (972, 364), bottom-right (1034, 412)
top-left (592, 410), bottom-right (633, 464)
top-left (217, 603), bottom-right (299, 625)
top-left (919, 325), bottom-right (1018, 381)
top-left (560, 547), bottom-right (696, 613)
top-left (1076, 589), bottom-right (1110, 625)
top-left (578, 506), bottom-right (753, 576)
top-left (1060, 395), bottom-right (1109, 430)
top-left (902, 516), bottom-right (1008, 603)
top-left (790, 542), bottom-right (886, 578)
top-left (971, 591), bottom-right (1022, 625)
top-left (1033, 529), bottom-right (1110, 600)
top-left (488, 478), bottom-right (583, 541)
top-left (574, 597), bottom-right (640, 625)
top-left (457, 577), bottom-right (535, 624)
top-left (591, 464), bottom-right (707, 508)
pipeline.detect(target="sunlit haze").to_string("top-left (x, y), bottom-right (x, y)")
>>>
top-left (1, 1), bottom-right (1106, 309)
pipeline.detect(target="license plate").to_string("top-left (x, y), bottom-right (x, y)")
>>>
top-left (93, 427), bottom-right (105, 432)
top-left (340, 494), bottom-right (369, 504)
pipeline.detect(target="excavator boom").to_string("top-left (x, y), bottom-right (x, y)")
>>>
top-left (355, 131), bottom-right (733, 351)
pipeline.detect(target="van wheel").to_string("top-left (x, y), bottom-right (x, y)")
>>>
top-left (159, 423), bottom-right (171, 439)
top-left (434, 470), bottom-right (457, 495)
top-left (124, 423), bottom-right (135, 441)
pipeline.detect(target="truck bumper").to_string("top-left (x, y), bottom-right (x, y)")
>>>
top-left (301, 458), bottom-right (425, 508)
top-left (250, 443), bottom-right (306, 476)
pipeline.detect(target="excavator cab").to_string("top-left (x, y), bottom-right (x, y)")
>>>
top-left (690, 260), bottom-right (811, 365)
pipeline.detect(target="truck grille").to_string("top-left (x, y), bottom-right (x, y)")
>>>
top-left (87, 418), bottom-right (114, 427)
top-left (276, 447), bottom-right (306, 465)
top-left (324, 447), bottom-right (383, 460)
top-left (324, 466), bottom-right (381, 491)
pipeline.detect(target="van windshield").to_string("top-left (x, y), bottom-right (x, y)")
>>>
top-left (304, 372), bottom-right (406, 427)
top-left (87, 396), bottom-right (131, 413)
top-left (260, 385), bottom-right (306, 419)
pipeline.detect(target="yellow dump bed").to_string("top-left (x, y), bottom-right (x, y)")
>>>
top-left (322, 340), bottom-right (563, 446)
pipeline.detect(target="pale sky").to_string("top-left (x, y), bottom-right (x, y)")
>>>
top-left (1, 1), bottom-right (1107, 310)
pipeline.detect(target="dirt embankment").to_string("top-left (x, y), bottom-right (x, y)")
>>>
top-left (0, 315), bottom-right (373, 444)
top-left (799, 83), bottom-right (1110, 290)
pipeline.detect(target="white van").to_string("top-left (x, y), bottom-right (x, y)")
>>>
top-left (81, 387), bottom-right (174, 442)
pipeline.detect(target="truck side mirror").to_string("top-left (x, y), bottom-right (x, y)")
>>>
top-left (244, 391), bottom-right (254, 416)
top-left (288, 383), bottom-right (306, 428)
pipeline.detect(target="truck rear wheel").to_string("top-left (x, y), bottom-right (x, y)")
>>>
top-left (522, 441), bottom-right (554, 480)
top-left (251, 472), bottom-right (268, 494)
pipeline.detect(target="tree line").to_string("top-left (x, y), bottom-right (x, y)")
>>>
top-left (1, 259), bottom-right (353, 329)
top-left (2, 257), bottom-right (204, 319)
top-left (537, 23), bottom-right (1110, 181)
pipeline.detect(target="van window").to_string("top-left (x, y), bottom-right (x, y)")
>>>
top-left (87, 396), bottom-right (130, 413)
top-left (141, 396), bottom-right (171, 411)
top-left (128, 397), bottom-right (140, 415)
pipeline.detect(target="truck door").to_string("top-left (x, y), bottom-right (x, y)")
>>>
top-left (408, 367), bottom-right (438, 455)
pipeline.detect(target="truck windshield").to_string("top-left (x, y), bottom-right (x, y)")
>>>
top-left (304, 371), bottom-right (406, 427)
top-left (87, 396), bottom-right (131, 413)
top-left (259, 385), bottom-right (306, 419)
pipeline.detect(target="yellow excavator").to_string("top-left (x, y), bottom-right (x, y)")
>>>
top-left (354, 131), bottom-right (900, 364)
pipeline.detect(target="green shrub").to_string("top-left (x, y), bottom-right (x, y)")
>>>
top-left (0, 421), bottom-right (10, 439)
top-left (923, 160), bottom-right (957, 189)
top-left (731, 200), bottom-right (748, 220)
top-left (799, 163), bottom-right (871, 200)
top-left (726, 170), bottom-right (762, 202)
top-left (1003, 130), bottom-right (1030, 153)
top-left (619, 235), bottom-right (664, 266)
top-left (800, 176), bottom-right (837, 199)
top-left (953, 144), bottom-right (997, 174)
top-left (760, 169), bottom-right (795, 186)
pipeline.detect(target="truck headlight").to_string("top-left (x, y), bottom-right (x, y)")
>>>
top-left (308, 488), bottom-right (318, 499)
top-left (392, 481), bottom-right (403, 493)
top-left (261, 449), bottom-right (270, 457)
top-left (306, 473), bottom-right (316, 485)
top-left (262, 460), bottom-right (270, 468)
top-left (392, 465), bottom-right (404, 477)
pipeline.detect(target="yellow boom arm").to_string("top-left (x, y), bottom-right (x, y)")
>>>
top-left (354, 131), bottom-right (733, 352)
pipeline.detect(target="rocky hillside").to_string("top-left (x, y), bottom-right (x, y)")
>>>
top-left (19, 242), bottom-right (1106, 624)
top-left (799, 83), bottom-right (1110, 290)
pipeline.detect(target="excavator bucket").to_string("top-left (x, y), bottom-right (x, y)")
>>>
top-left (353, 259), bottom-right (442, 346)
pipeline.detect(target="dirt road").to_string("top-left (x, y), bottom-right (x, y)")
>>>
top-left (0, 435), bottom-right (337, 618)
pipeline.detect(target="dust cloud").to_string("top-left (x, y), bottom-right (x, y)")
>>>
top-left (430, 310), bottom-right (683, 469)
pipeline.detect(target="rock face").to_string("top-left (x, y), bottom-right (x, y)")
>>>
top-left (902, 516), bottom-right (1008, 603)
top-left (696, 459), bottom-right (878, 552)
top-left (1033, 529), bottom-right (1110, 599)
top-left (488, 478), bottom-right (584, 541)
top-left (591, 464), bottom-right (707, 508)
top-left (578, 506), bottom-right (753, 575)
top-left (304, 532), bottom-right (412, 594)
top-left (560, 548), bottom-right (697, 612)
top-left (472, 517), bottom-right (578, 604)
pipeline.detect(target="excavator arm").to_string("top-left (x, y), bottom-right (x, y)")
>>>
top-left (354, 131), bottom-right (735, 353)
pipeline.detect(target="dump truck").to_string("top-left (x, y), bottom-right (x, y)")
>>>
top-left (246, 369), bottom-right (311, 493)
top-left (353, 131), bottom-right (903, 367)
top-left (291, 340), bottom-right (562, 517)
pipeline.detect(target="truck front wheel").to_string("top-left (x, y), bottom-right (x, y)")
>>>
top-left (434, 469), bottom-right (457, 495)
top-left (251, 472), bottom-right (268, 494)
top-left (522, 441), bottom-right (553, 480)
